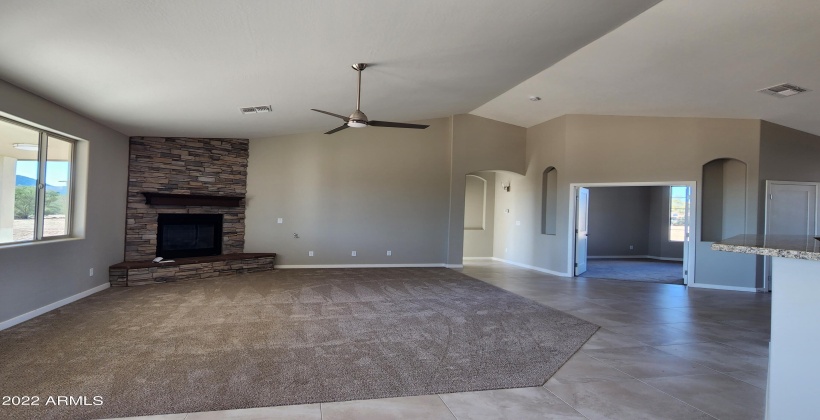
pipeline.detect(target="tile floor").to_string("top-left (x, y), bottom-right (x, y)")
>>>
top-left (109, 260), bottom-right (770, 420)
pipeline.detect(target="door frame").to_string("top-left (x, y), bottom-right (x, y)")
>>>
top-left (763, 180), bottom-right (820, 292)
top-left (567, 181), bottom-right (698, 285)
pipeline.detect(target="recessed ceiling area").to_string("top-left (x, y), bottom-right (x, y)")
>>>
top-left (471, 0), bottom-right (820, 137)
top-left (0, 0), bottom-right (660, 139)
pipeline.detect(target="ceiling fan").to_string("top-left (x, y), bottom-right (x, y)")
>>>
top-left (311, 63), bottom-right (430, 135)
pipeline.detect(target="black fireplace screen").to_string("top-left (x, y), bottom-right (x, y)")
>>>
top-left (156, 213), bottom-right (223, 258)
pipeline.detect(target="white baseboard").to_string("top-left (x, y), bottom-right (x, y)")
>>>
top-left (276, 263), bottom-right (447, 269)
top-left (444, 264), bottom-right (464, 269)
top-left (462, 257), bottom-right (493, 260)
top-left (0, 282), bottom-right (110, 331)
top-left (491, 257), bottom-right (571, 277)
top-left (688, 283), bottom-right (757, 293)
top-left (588, 255), bottom-right (684, 262)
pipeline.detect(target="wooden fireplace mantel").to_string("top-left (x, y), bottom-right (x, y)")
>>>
top-left (141, 192), bottom-right (244, 207)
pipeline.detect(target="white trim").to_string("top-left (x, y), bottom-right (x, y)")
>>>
top-left (568, 181), bottom-right (697, 285)
top-left (0, 282), bottom-right (110, 331)
top-left (491, 257), bottom-right (571, 277)
top-left (445, 264), bottom-right (464, 269)
top-left (688, 283), bottom-right (757, 293)
top-left (276, 263), bottom-right (447, 269)
top-left (462, 257), bottom-right (493, 260)
top-left (588, 255), bottom-right (684, 262)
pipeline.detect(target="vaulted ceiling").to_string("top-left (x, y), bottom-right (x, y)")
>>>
top-left (1, 1), bottom-right (819, 139)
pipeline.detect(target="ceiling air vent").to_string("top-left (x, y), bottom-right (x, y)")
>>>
top-left (240, 105), bottom-right (272, 114)
top-left (758, 83), bottom-right (810, 98)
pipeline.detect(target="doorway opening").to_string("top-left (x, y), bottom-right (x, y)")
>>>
top-left (570, 182), bottom-right (695, 285)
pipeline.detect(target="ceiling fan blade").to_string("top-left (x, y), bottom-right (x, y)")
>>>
top-left (324, 124), bottom-right (350, 135)
top-left (367, 121), bottom-right (430, 129)
top-left (311, 109), bottom-right (349, 121)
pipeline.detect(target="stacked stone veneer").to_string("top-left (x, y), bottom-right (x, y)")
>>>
top-left (124, 137), bottom-right (249, 261)
top-left (109, 256), bottom-right (277, 286)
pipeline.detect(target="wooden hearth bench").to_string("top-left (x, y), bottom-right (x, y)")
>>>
top-left (109, 253), bottom-right (276, 286)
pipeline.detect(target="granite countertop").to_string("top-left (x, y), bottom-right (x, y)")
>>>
top-left (712, 234), bottom-right (820, 261)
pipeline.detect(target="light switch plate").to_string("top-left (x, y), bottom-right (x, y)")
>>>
top-left (277, 218), bottom-right (283, 224)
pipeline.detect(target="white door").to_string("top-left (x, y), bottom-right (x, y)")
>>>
top-left (766, 182), bottom-right (817, 235)
top-left (682, 186), bottom-right (691, 284)
top-left (764, 181), bottom-right (819, 290)
top-left (575, 187), bottom-right (589, 276)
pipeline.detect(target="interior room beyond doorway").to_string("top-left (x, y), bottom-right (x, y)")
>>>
top-left (579, 185), bottom-right (688, 285)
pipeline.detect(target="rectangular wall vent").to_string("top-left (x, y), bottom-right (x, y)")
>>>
top-left (240, 105), bottom-right (272, 114)
top-left (758, 83), bottom-right (810, 98)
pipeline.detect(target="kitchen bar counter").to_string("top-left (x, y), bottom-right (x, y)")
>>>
top-left (712, 234), bottom-right (820, 420)
top-left (711, 234), bottom-right (820, 260)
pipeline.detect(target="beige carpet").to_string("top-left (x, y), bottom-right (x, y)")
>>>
top-left (0, 268), bottom-right (598, 420)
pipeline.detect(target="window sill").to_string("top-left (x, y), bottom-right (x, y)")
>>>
top-left (0, 236), bottom-right (83, 250)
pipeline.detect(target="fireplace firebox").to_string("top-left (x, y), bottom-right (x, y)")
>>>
top-left (156, 214), bottom-right (223, 258)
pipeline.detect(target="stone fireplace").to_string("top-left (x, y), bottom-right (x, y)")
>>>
top-left (110, 137), bottom-right (275, 286)
top-left (124, 137), bottom-right (248, 261)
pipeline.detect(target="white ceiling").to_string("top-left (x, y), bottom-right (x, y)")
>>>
top-left (472, 0), bottom-right (820, 137)
top-left (0, 0), bottom-right (659, 139)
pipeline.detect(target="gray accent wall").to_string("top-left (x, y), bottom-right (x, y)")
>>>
top-left (0, 80), bottom-right (128, 325)
top-left (587, 187), bottom-right (651, 257)
top-left (759, 121), bottom-right (820, 232)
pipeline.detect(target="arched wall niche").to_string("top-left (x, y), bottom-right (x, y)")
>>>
top-left (701, 158), bottom-right (747, 242)
top-left (541, 166), bottom-right (558, 235)
top-left (464, 174), bottom-right (487, 230)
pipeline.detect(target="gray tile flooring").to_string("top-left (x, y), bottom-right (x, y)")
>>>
top-left (110, 260), bottom-right (770, 420)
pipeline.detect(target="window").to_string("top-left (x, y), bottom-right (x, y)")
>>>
top-left (0, 116), bottom-right (75, 244)
top-left (669, 185), bottom-right (688, 242)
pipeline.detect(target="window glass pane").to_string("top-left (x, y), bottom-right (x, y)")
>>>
top-left (669, 186), bottom-right (688, 242)
top-left (0, 119), bottom-right (40, 243)
top-left (43, 135), bottom-right (72, 237)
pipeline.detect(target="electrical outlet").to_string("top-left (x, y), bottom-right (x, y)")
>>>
top-left (351, 251), bottom-right (357, 257)
top-left (89, 268), bottom-right (94, 276)
top-left (387, 250), bottom-right (392, 256)
top-left (308, 251), bottom-right (314, 256)
top-left (515, 220), bottom-right (521, 226)
top-left (505, 247), bottom-right (508, 253)
top-left (277, 218), bottom-right (283, 224)
top-left (629, 245), bottom-right (634, 250)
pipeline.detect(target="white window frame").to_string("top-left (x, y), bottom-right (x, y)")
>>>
top-left (0, 115), bottom-right (76, 244)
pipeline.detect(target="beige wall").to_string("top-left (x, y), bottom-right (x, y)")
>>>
top-left (494, 116), bottom-right (567, 272)
top-left (448, 114), bottom-right (526, 265)
top-left (493, 115), bottom-right (761, 286)
top-left (463, 171), bottom-right (495, 258)
top-left (0, 80), bottom-right (129, 325)
top-left (245, 118), bottom-right (452, 265)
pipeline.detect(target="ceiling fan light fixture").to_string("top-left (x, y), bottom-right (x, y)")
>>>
top-left (348, 121), bottom-right (367, 128)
